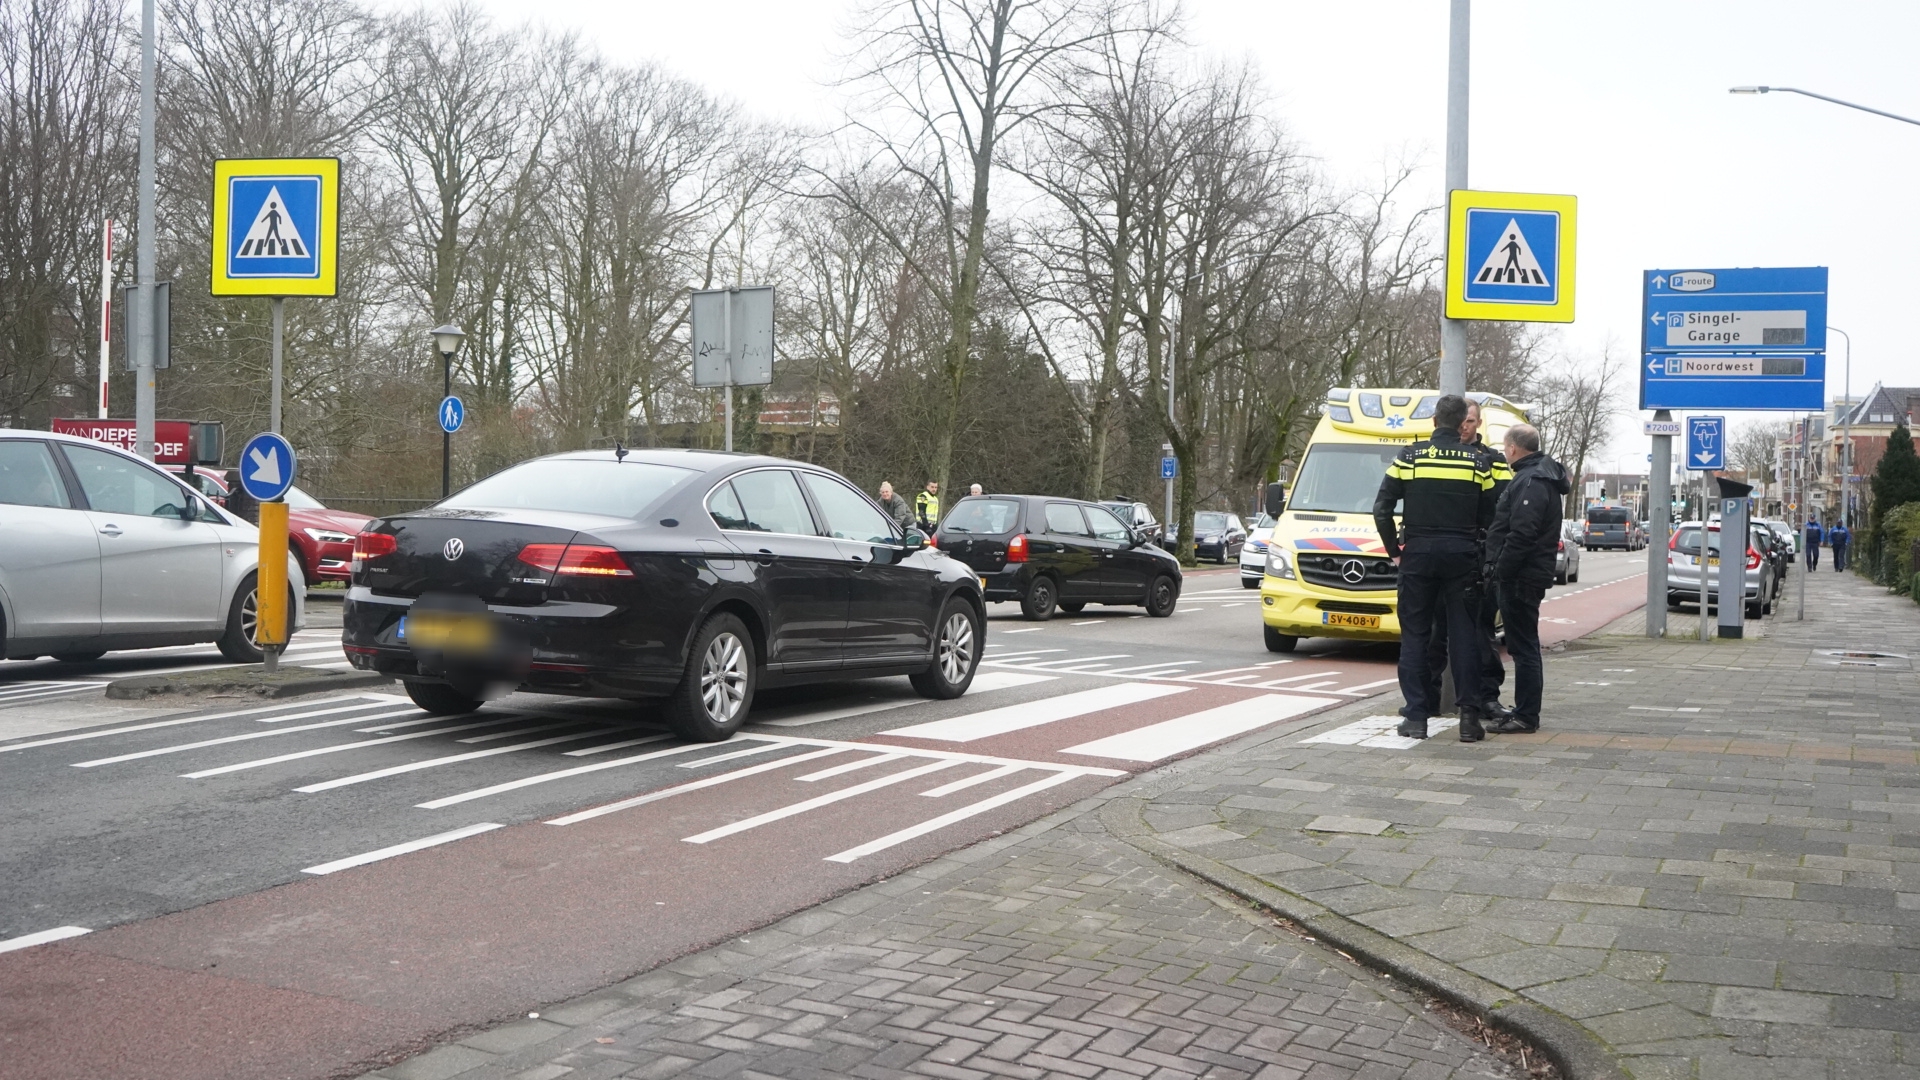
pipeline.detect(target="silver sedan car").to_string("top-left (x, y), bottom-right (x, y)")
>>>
top-left (0, 430), bottom-right (304, 663)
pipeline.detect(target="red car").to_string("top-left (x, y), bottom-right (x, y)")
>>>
top-left (177, 470), bottom-right (373, 583)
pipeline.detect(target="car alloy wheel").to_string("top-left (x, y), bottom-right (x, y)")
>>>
top-left (699, 631), bottom-right (748, 723)
top-left (936, 610), bottom-right (975, 684)
top-left (240, 586), bottom-right (260, 647)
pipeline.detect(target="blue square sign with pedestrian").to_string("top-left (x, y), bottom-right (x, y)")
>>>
top-left (1461, 208), bottom-right (1560, 306)
top-left (224, 174), bottom-right (324, 280)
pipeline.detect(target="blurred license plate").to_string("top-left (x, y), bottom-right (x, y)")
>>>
top-left (1707, 557), bottom-right (1720, 567)
top-left (403, 612), bottom-right (495, 652)
top-left (1323, 612), bottom-right (1380, 629)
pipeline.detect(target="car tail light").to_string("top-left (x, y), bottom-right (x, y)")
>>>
top-left (1557, 539), bottom-right (1565, 552)
top-left (926, 533), bottom-right (938, 548)
top-left (352, 531), bottom-right (396, 560)
top-left (1747, 546), bottom-right (1761, 570)
top-left (518, 543), bottom-right (633, 577)
top-left (1007, 534), bottom-right (1028, 563)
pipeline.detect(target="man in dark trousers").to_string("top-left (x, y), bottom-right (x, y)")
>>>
top-left (1423, 400), bottom-right (1514, 719)
top-left (1803, 517), bottom-right (1823, 570)
top-left (1375, 394), bottom-right (1497, 741)
top-left (1830, 520), bottom-right (1851, 572)
top-left (1484, 423), bottom-right (1570, 735)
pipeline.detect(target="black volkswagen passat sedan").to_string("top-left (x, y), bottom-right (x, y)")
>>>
top-left (934, 494), bottom-right (1182, 621)
top-left (342, 450), bottom-right (985, 741)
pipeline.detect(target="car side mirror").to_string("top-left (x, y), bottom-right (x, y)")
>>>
top-left (900, 529), bottom-right (928, 552)
top-left (1264, 482), bottom-right (1286, 517)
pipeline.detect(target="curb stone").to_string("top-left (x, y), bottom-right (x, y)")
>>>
top-left (105, 665), bottom-right (393, 700)
top-left (1100, 786), bottom-right (1629, 1080)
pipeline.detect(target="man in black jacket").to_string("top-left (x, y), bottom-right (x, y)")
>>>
top-left (1483, 424), bottom-right (1569, 734)
top-left (1375, 394), bottom-right (1498, 741)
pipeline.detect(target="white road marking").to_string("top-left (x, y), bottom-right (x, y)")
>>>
top-left (0, 925), bottom-right (91, 954)
top-left (0, 682), bottom-right (99, 704)
top-left (301, 822), bottom-right (503, 876)
top-left (293, 726), bottom-right (626, 792)
top-left (546, 747), bottom-right (850, 825)
top-left (1063, 693), bottom-right (1338, 762)
top-left (797, 752), bottom-right (904, 782)
top-left (920, 763), bottom-right (1023, 797)
top-left (415, 740), bottom-right (730, 808)
top-left (72, 706), bottom-right (424, 767)
top-left (1001, 627), bottom-right (1045, 634)
top-left (825, 771), bottom-right (1083, 863)
top-left (681, 759), bottom-right (964, 844)
top-left (1337, 678), bottom-right (1400, 693)
top-left (183, 715), bottom-right (539, 778)
top-left (1070, 620), bottom-right (1101, 626)
top-left (0, 695), bottom-right (398, 754)
top-left (563, 734), bottom-right (672, 757)
top-left (1302, 714), bottom-right (1460, 749)
top-left (677, 742), bottom-right (787, 768)
top-left (757, 671), bottom-right (1057, 728)
top-left (880, 682), bottom-right (1188, 743)
top-left (1103, 661), bottom-right (1200, 675)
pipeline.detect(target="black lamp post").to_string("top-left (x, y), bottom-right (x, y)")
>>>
top-left (432, 323), bottom-right (465, 497)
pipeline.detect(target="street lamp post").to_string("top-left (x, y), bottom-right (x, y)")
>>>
top-left (432, 323), bottom-right (465, 498)
top-left (1729, 86), bottom-right (1920, 127)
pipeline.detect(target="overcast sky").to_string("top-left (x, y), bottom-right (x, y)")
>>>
top-left (389, 0), bottom-right (1919, 473)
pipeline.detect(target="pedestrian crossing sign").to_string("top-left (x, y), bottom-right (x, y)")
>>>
top-left (210, 158), bottom-right (339, 296)
top-left (1445, 189), bottom-right (1576, 323)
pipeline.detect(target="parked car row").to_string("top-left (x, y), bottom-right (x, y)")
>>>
top-left (1664, 519), bottom-right (1779, 618)
top-left (936, 495), bottom-right (1182, 620)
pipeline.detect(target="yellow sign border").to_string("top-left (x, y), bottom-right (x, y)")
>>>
top-left (210, 157), bottom-right (339, 297)
top-left (1445, 189), bottom-right (1576, 323)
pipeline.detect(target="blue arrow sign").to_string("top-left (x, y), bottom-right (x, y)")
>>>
top-left (438, 395), bottom-right (465, 434)
top-left (1160, 456), bottom-right (1178, 480)
top-left (238, 431), bottom-right (297, 502)
top-left (1641, 267), bottom-right (1827, 411)
top-left (1685, 416), bottom-right (1726, 472)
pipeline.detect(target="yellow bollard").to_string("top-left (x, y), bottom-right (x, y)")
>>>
top-left (257, 499), bottom-right (289, 670)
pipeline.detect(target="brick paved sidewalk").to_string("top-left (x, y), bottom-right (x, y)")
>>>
top-left (1113, 567), bottom-right (1920, 1080)
top-left (366, 821), bottom-right (1524, 1080)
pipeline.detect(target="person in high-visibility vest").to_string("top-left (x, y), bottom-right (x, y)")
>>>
top-left (915, 481), bottom-right (941, 532)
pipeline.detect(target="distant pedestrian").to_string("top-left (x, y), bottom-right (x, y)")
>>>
top-left (876, 481), bottom-right (913, 529)
top-left (1830, 521), bottom-right (1851, 572)
top-left (915, 481), bottom-right (942, 532)
top-left (1803, 517), bottom-right (1823, 571)
top-left (969, 483), bottom-right (984, 496)
top-left (1483, 424), bottom-right (1569, 735)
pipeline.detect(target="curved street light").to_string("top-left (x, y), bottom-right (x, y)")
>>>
top-left (1729, 86), bottom-right (1920, 128)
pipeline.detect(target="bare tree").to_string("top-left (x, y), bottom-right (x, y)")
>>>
top-left (1530, 345), bottom-right (1626, 515)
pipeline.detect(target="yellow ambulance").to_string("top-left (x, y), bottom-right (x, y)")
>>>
top-left (1259, 388), bottom-right (1531, 652)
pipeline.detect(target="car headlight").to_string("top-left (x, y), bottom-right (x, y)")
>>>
top-left (1265, 550), bottom-right (1295, 580)
top-left (304, 527), bottom-right (355, 544)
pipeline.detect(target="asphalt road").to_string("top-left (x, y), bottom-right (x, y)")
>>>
top-left (0, 551), bottom-right (1652, 1080)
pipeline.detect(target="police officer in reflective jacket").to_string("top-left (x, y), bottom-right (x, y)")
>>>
top-left (1374, 394), bottom-right (1498, 741)
top-left (1423, 400), bottom-right (1513, 718)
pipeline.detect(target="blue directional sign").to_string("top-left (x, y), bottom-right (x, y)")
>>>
top-left (238, 431), bottom-right (297, 502)
top-left (438, 395), bottom-right (465, 434)
top-left (1641, 267), bottom-right (1827, 411)
top-left (1685, 416), bottom-right (1726, 472)
top-left (1160, 456), bottom-right (1178, 480)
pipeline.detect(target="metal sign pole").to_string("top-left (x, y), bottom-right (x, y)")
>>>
top-left (270, 298), bottom-right (284, 434)
top-left (1700, 470), bottom-right (1712, 641)
top-left (723, 288), bottom-right (734, 453)
top-left (133, 0), bottom-right (157, 460)
top-left (1646, 411), bottom-right (1672, 637)
top-left (1437, 0), bottom-right (1470, 396)
top-left (1797, 429), bottom-right (1807, 620)
top-left (98, 219), bottom-right (113, 419)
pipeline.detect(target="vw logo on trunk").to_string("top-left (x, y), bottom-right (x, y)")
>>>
top-left (1340, 558), bottom-right (1367, 584)
top-left (443, 537), bottom-right (465, 561)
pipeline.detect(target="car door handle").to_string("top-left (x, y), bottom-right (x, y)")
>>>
top-left (99, 524), bottom-right (122, 537)
top-left (755, 548), bottom-right (776, 564)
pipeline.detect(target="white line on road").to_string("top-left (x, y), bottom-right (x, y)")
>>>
top-left (681, 759), bottom-right (963, 844)
top-left (1000, 627), bottom-right (1046, 634)
top-left (824, 771), bottom-right (1083, 863)
top-left (73, 706), bottom-right (424, 767)
top-left (291, 726), bottom-right (626, 791)
top-left (301, 822), bottom-right (503, 876)
top-left (920, 763), bottom-right (1023, 797)
top-left (797, 752), bottom-right (904, 782)
top-left (758, 672), bottom-right (1057, 728)
top-left (545, 747), bottom-right (849, 825)
top-left (1062, 694), bottom-right (1337, 762)
top-left (0, 695), bottom-right (399, 754)
top-left (183, 715), bottom-right (539, 778)
top-left (563, 733), bottom-right (672, 757)
top-left (415, 739), bottom-right (729, 809)
top-left (880, 682), bottom-right (1188, 743)
top-left (677, 741), bottom-right (787, 768)
top-left (0, 925), bottom-right (91, 954)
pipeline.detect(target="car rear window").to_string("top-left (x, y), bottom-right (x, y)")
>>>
top-left (446, 460), bottom-right (696, 518)
top-left (1588, 508), bottom-right (1629, 525)
top-left (1673, 527), bottom-right (1722, 557)
top-left (941, 498), bottom-right (1021, 535)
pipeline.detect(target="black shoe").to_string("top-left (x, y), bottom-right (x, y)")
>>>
top-left (1457, 711), bottom-right (1486, 743)
top-left (1483, 701), bottom-right (1515, 721)
top-left (1485, 716), bottom-right (1539, 734)
top-left (1396, 718), bottom-right (1428, 740)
